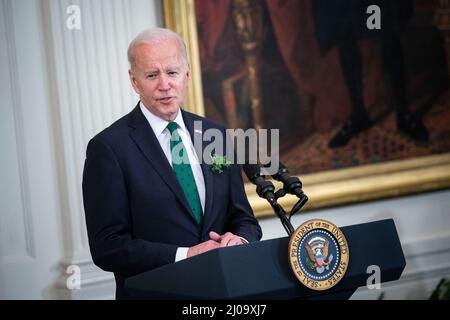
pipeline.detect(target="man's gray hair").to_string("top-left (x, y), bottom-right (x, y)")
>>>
top-left (127, 27), bottom-right (188, 70)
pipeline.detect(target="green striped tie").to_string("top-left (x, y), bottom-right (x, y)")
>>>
top-left (167, 122), bottom-right (203, 225)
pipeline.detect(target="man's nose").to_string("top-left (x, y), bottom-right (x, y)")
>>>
top-left (158, 75), bottom-right (170, 90)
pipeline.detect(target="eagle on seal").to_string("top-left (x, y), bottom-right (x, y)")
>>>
top-left (306, 238), bottom-right (330, 269)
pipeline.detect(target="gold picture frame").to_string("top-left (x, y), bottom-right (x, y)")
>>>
top-left (163, 0), bottom-right (450, 218)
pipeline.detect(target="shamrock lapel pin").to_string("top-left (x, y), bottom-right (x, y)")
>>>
top-left (210, 153), bottom-right (231, 173)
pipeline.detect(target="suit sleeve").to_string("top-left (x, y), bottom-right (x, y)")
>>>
top-left (223, 129), bottom-right (262, 242)
top-left (82, 137), bottom-right (177, 277)
top-left (225, 162), bottom-right (262, 242)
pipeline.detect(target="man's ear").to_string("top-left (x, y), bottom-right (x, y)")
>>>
top-left (128, 69), bottom-right (140, 94)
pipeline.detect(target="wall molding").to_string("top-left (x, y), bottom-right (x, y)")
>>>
top-left (1, 0), bottom-right (35, 260)
top-left (54, 257), bottom-right (115, 299)
top-left (40, 0), bottom-right (142, 298)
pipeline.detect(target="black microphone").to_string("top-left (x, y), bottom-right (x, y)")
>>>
top-left (244, 163), bottom-right (296, 235)
top-left (271, 162), bottom-right (304, 198)
top-left (243, 164), bottom-right (276, 204)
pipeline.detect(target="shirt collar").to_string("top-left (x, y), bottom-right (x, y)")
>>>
top-left (139, 101), bottom-right (187, 137)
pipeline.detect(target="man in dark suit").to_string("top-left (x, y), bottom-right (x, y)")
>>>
top-left (82, 27), bottom-right (262, 299)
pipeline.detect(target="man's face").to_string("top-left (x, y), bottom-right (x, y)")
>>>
top-left (129, 39), bottom-right (189, 121)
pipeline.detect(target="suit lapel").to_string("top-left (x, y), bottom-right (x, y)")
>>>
top-left (128, 106), bottom-right (194, 219)
top-left (182, 110), bottom-right (214, 226)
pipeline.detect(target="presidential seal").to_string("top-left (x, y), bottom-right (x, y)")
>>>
top-left (288, 219), bottom-right (349, 291)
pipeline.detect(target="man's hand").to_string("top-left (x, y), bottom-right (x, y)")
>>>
top-left (209, 231), bottom-right (246, 247)
top-left (187, 231), bottom-right (247, 258)
top-left (187, 239), bottom-right (220, 258)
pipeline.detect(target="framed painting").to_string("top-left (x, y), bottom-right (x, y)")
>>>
top-left (163, 0), bottom-right (450, 218)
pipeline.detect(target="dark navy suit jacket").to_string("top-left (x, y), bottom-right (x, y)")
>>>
top-left (82, 104), bottom-right (262, 299)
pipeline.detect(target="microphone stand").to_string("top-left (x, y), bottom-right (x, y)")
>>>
top-left (246, 166), bottom-right (308, 236)
top-left (270, 187), bottom-right (309, 237)
top-left (266, 196), bottom-right (295, 236)
top-left (289, 192), bottom-right (309, 220)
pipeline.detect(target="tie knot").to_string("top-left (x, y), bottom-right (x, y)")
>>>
top-left (167, 122), bottom-right (179, 134)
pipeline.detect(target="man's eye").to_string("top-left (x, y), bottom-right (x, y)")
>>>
top-left (147, 74), bottom-right (157, 79)
top-left (168, 71), bottom-right (178, 76)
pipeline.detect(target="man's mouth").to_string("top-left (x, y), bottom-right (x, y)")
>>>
top-left (158, 97), bottom-right (175, 103)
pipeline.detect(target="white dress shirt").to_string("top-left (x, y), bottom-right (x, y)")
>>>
top-left (140, 102), bottom-right (205, 261)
